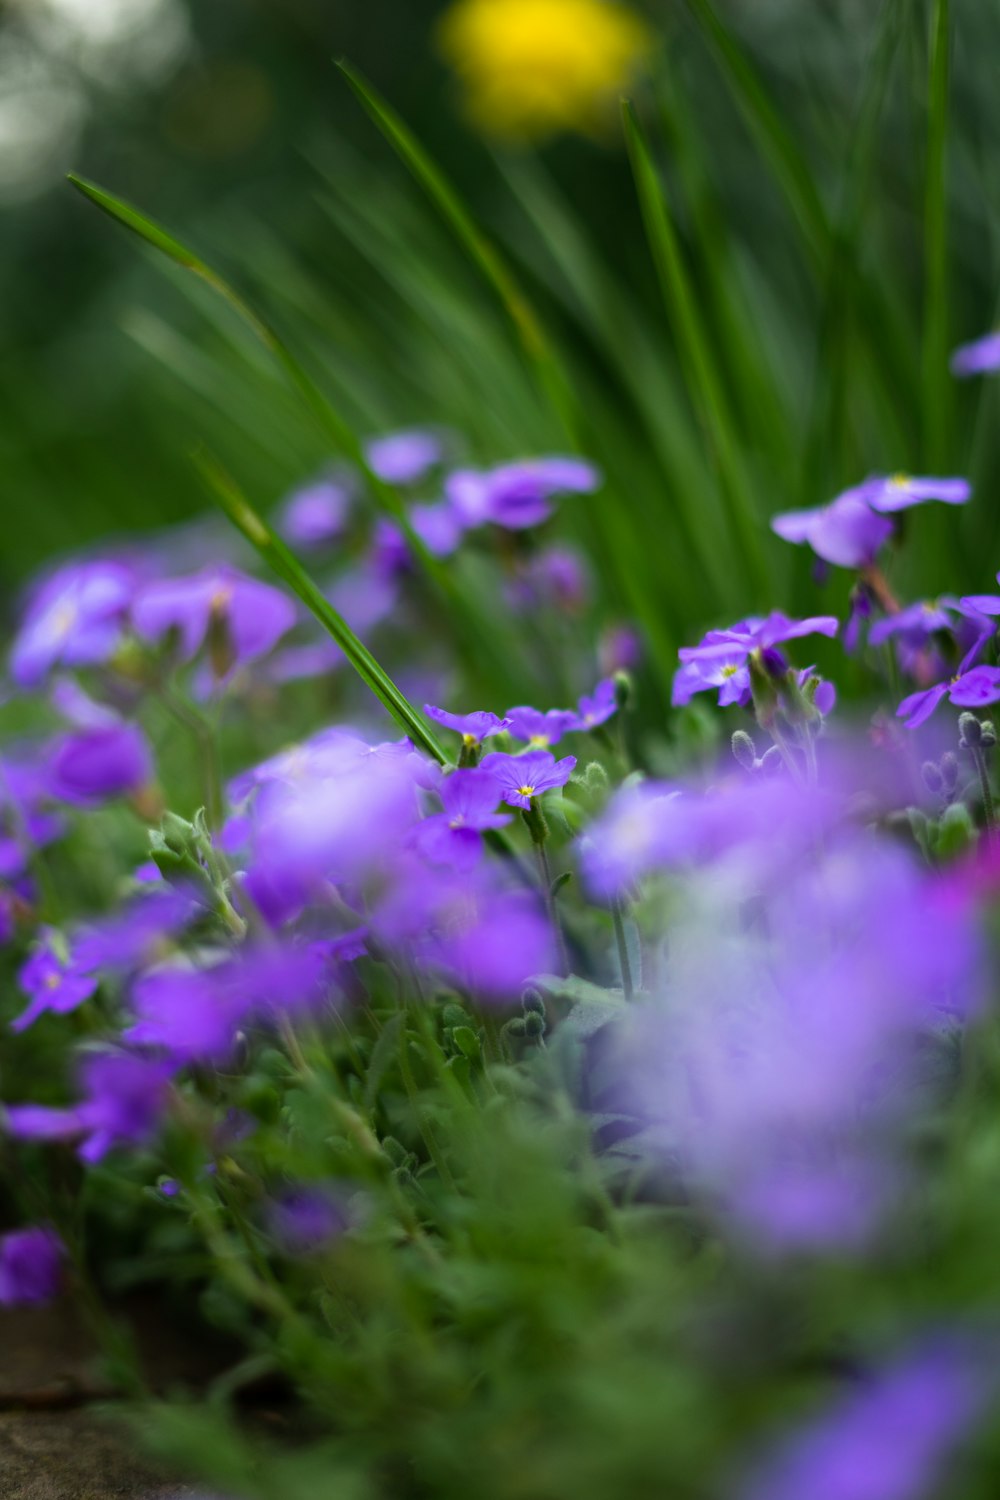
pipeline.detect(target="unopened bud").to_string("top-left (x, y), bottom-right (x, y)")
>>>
top-left (731, 730), bottom-right (757, 771)
top-left (921, 760), bottom-right (944, 795)
top-left (982, 720), bottom-right (997, 749)
top-left (759, 746), bottom-right (783, 775)
top-left (941, 752), bottom-right (959, 791)
top-left (583, 761), bottom-right (609, 792)
top-left (523, 1011), bottom-right (546, 1039)
top-left (959, 713), bottom-right (985, 749)
top-left (613, 671), bottom-right (633, 713)
top-left (522, 988), bottom-right (546, 1016)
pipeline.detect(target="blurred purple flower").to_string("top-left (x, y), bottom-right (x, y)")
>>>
top-left (772, 493), bottom-right (894, 569)
top-left (73, 888), bottom-right (199, 979)
top-left (737, 1337), bottom-right (989, 1500)
top-left (952, 331), bottom-right (1000, 377)
top-left (507, 545), bottom-right (590, 613)
top-left (328, 564), bottom-right (398, 634)
top-left (264, 638), bottom-right (343, 684)
top-left (6, 1050), bottom-right (175, 1164)
top-left (0, 1227), bottom-right (65, 1306)
top-left (568, 678), bottom-right (618, 733)
top-left (133, 566), bottom-right (296, 670)
top-left (11, 561), bottom-right (133, 688)
top-left (852, 473), bottom-right (972, 513)
top-left (479, 748), bottom-right (576, 809)
top-left (11, 932), bottom-right (98, 1033)
top-left (366, 428), bottom-right (443, 485)
top-left (414, 768), bottom-right (511, 870)
top-left (446, 456), bottom-right (600, 530)
top-left (45, 722), bottom-right (153, 807)
top-left (268, 1184), bottom-right (351, 1255)
top-left (278, 476), bottom-right (353, 549)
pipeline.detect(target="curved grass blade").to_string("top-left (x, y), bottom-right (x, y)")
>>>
top-left (193, 448), bottom-right (448, 766)
top-left (335, 60), bottom-right (578, 444)
top-left (66, 173), bottom-right (459, 603)
top-left (621, 99), bottom-right (769, 600)
top-left (923, 0), bottom-right (952, 471)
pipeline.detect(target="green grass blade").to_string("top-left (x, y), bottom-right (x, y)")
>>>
top-left (923, 0), bottom-right (952, 471)
top-left (193, 449), bottom-right (448, 766)
top-left (66, 172), bottom-right (462, 604)
top-left (621, 99), bottom-right (769, 601)
top-left (335, 61), bottom-right (579, 443)
top-left (680, 0), bottom-right (828, 257)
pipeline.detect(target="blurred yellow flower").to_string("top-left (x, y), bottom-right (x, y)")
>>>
top-left (437, 0), bottom-right (653, 142)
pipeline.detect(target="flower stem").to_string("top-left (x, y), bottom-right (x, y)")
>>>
top-left (970, 744), bottom-right (996, 846)
top-left (612, 898), bottom-right (635, 1001)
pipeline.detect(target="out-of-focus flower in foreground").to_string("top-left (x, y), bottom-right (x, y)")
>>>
top-left (438, 0), bottom-right (652, 141)
top-left (0, 1226), bottom-right (65, 1306)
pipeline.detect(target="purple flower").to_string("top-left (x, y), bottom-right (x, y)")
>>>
top-left (568, 678), bottom-right (618, 733)
top-left (598, 624), bottom-right (643, 676)
top-left (11, 933), bottom-right (99, 1033)
top-left (268, 1184), bottom-right (351, 1255)
top-left (373, 860), bottom-right (555, 1000)
top-left (424, 705), bottom-right (510, 748)
top-left (72, 888), bottom-right (198, 979)
top-left (869, 599), bottom-right (958, 649)
top-left (505, 705), bottom-right (578, 748)
top-left (6, 1051), bottom-right (175, 1164)
top-left (507, 545), bottom-right (590, 613)
top-left (328, 564), bottom-right (398, 633)
top-left (737, 1337), bottom-right (989, 1500)
top-left (851, 473), bottom-right (972, 513)
top-left (673, 612), bottom-right (839, 708)
top-left (897, 666), bottom-right (1000, 729)
top-left (0, 1227), bottom-right (65, 1306)
top-left (366, 428), bottom-right (443, 485)
top-left (446, 456), bottom-right (600, 531)
top-left (278, 476), bottom-right (353, 548)
top-left (132, 566), bottom-right (296, 671)
top-left (952, 330), bottom-right (1000, 377)
top-left (264, 638), bottom-right (343, 684)
top-left (772, 493), bottom-right (894, 569)
top-left (479, 748), bottom-right (577, 809)
top-left (45, 723), bottom-right (153, 807)
top-left (414, 768), bottom-right (511, 870)
top-left (11, 561), bottom-right (133, 687)
top-left (577, 781), bottom-right (681, 901)
top-left (373, 505), bottom-right (465, 570)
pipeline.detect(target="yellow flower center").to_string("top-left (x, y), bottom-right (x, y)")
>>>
top-left (721, 664), bottom-right (739, 678)
top-left (889, 473), bottom-right (911, 488)
top-left (462, 733), bottom-right (478, 747)
top-left (517, 784), bottom-right (537, 798)
top-left (528, 734), bottom-right (550, 748)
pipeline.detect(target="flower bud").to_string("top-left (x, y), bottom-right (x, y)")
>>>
top-left (731, 730), bottom-right (757, 771)
top-left (522, 1011), bottom-right (546, 1040)
top-left (959, 713), bottom-right (985, 749)
top-left (583, 761), bottom-right (609, 792)
top-left (941, 752), bottom-right (959, 791)
top-left (921, 760), bottom-right (944, 795)
top-left (982, 721), bottom-right (997, 749)
top-left (759, 745), bottom-right (783, 776)
top-left (521, 988), bottom-right (546, 1016)
top-left (613, 671), bottom-right (634, 713)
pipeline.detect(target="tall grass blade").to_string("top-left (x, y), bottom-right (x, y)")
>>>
top-left (66, 172), bottom-right (463, 606)
top-left (923, 0), bottom-right (952, 471)
top-left (621, 99), bottom-right (769, 600)
top-left (334, 61), bottom-right (578, 442)
top-left (193, 449), bottom-right (448, 766)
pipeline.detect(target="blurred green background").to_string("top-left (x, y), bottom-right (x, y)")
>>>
top-left (5, 0), bottom-right (1000, 664)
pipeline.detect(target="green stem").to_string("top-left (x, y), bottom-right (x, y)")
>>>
top-left (611, 899), bottom-right (635, 1002)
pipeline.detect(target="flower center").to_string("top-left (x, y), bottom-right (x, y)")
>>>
top-left (517, 784), bottom-right (536, 798)
top-left (462, 733), bottom-right (478, 748)
top-left (528, 734), bottom-right (550, 748)
top-left (889, 472), bottom-right (911, 489)
top-left (720, 664), bottom-right (739, 678)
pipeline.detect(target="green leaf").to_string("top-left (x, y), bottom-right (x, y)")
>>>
top-left (923, 0), bottom-right (952, 471)
top-left (621, 99), bottom-right (769, 601)
top-left (192, 449), bottom-right (448, 765)
top-left (363, 1012), bottom-right (406, 1112)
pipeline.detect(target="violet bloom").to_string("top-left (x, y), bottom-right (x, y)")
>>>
top-left (414, 768), bottom-right (511, 871)
top-left (72, 887), bottom-right (199, 979)
top-left (268, 1185), bottom-right (351, 1256)
top-left (278, 476), bottom-right (353, 549)
top-left (577, 780), bottom-right (682, 901)
top-left (265, 638), bottom-right (343, 684)
top-left (737, 1337), bottom-right (988, 1500)
top-left (6, 1051), bottom-right (175, 1163)
top-left (425, 705), bottom-right (510, 748)
top-left (132, 566), bottom-right (296, 671)
top-left (11, 560), bottom-right (133, 688)
top-left (672, 612), bottom-right (839, 709)
top-left (372, 504), bottom-right (465, 570)
top-left (772, 493), bottom-right (894, 569)
top-left (850, 472), bottom-right (972, 513)
top-left (897, 666), bottom-right (1000, 729)
top-left (366, 428), bottom-right (443, 485)
top-left (568, 679), bottom-right (618, 733)
top-left (479, 748), bottom-right (576, 809)
top-left (869, 598), bottom-right (958, 649)
top-left (507, 545), bottom-right (590, 613)
top-left (446, 456), bottom-right (600, 531)
top-left (11, 933), bottom-right (98, 1033)
top-left (0, 1227), bottom-right (65, 1306)
top-left (328, 564), bottom-right (398, 635)
top-left (952, 331), bottom-right (1000, 378)
top-left (45, 722), bottom-right (153, 807)
top-left (373, 860), bottom-right (555, 1001)
top-left (505, 705), bottom-right (578, 748)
